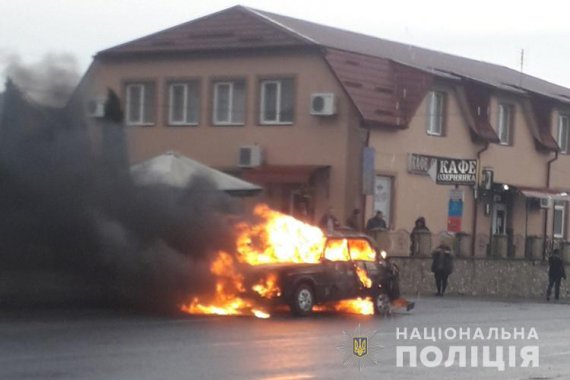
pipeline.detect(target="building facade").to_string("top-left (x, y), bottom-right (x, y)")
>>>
top-left (83, 5), bottom-right (570, 257)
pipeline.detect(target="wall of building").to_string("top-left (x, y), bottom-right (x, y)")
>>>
top-left (368, 81), bottom-right (479, 235)
top-left (367, 81), bottom-right (558, 256)
top-left (88, 51), bottom-right (361, 222)
top-left (548, 108), bottom-right (570, 241)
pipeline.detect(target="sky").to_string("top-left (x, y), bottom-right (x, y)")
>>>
top-left (2, 0), bottom-right (570, 90)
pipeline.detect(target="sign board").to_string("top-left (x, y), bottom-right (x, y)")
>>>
top-left (407, 153), bottom-right (439, 176)
top-left (428, 157), bottom-right (477, 186)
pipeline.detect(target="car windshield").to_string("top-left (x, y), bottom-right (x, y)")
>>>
top-left (323, 238), bottom-right (376, 262)
top-left (348, 239), bottom-right (376, 261)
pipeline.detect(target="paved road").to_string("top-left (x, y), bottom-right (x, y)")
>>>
top-left (0, 297), bottom-right (568, 379)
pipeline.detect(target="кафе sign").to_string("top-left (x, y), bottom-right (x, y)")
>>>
top-left (408, 153), bottom-right (477, 186)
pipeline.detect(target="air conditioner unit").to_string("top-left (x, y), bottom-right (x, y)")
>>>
top-left (310, 93), bottom-right (336, 116)
top-left (238, 145), bottom-right (263, 168)
top-left (540, 198), bottom-right (552, 209)
top-left (86, 98), bottom-right (106, 118)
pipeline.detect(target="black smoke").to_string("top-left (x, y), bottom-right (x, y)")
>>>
top-left (1, 52), bottom-right (80, 107)
top-left (0, 78), bottom-right (239, 313)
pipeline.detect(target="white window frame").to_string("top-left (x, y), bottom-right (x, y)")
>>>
top-left (213, 81), bottom-right (244, 125)
top-left (260, 79), bottom-right (293, 125)
top-left (497, 103), bottom-right (513, 145)
top-left (553, 202), bottom-right (566, 239)
top-left (427, 90), bottom-right (445, 136)
top-left (557, 114), bottom-right (570, 154)
top-left (168, 82), bottom-right (199, 126)
top-left (126, 83), bottom-right (153, 126)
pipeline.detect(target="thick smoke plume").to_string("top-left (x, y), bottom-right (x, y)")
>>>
top-left (1, 52), bottom-right (80, 107)
top-left (0, 68), bottom-right (239, 312)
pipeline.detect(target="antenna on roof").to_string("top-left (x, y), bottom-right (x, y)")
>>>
top-left (519, 48), bottom-right (525, 86)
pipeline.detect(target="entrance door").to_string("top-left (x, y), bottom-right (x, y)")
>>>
top-left (492, 203), bottom-right (507, 235)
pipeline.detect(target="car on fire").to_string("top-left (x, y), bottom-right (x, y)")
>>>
top-left (243, 232), bottom-right (412, 317)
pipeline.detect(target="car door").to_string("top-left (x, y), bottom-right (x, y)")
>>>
top-left (321, 238), bottom-right (358, 301)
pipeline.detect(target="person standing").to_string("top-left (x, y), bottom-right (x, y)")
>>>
top-left (431, 242), bottom-right (453, 296)
top-left (410, 217), bottom-right (430, 256)
top-left (547, 249), bottom-right (566, 301)
top-left (366, 211), bottom-right (387, 231)
top-left (346, 208), bottom-right (361, 231)
top-left (319, 207), bottom-right (339, 234)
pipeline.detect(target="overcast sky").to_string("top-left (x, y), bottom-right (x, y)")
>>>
top-left (2, 0), bottom-right (570, 90)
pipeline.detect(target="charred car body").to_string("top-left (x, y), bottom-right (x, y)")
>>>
top-left (243, 233), bottom-right (412, 316)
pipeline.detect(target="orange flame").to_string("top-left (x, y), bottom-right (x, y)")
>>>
top-left (355, 266), bottom-right (372, 288)
top-left (236, 204), bottom-right (326, 265)
top-left (252, 273), bottom-right (281, 298)
top-left (180, 252), bottom-right (271, 317)
top-left (181, 204), bottom-right (379, 318)
top-left (334, 298), bottom-right (374, 315)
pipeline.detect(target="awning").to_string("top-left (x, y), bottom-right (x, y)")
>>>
top-left (241, 165), bottom-right (330, 184)
top-left (518, 186), bottom-right (570, 202)
top-left (130, 151), bottom-right (262, 196)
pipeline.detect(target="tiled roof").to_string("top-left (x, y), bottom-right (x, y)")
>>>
top-left (98, 6), bottom-right (313, 57)
top-left (254, 8), bottom-right (570, 102)
top-left (324, 49), bottom-right (433, 127)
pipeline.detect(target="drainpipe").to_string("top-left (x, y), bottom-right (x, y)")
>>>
top-left (543, 151), bottom-right (559, 259)
top-left (361, 127), bottom-right (371, 230)
top-left (471, 142), bottom-right (489, 256)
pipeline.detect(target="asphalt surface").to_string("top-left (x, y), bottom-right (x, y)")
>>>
top-left (0, 297), bottom-right (568, 380)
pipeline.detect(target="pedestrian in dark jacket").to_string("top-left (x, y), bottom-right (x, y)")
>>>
top-left (366, 211), bottom-right (387, 231)
top-left (431, 243), bottom-right (453, 296)
top-left (410, 217), bottom-right (430, 256)
top-left (547, 249), bottom-right (566, 301)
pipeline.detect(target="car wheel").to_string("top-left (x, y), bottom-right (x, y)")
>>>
top-left (374, 292), bottom-right (391, 317)
top-left (291, 284), bottom-right (314, 317)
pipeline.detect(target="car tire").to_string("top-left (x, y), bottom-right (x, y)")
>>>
top-left (373, 292), bottom-right (391, 317)
top-left (291, 284), bottom-right (314, 317)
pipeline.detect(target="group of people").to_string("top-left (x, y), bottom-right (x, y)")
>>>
top-left (430, 242), bottom-right (568, 300)
top-left (318, 208), bottom-right (388, 233)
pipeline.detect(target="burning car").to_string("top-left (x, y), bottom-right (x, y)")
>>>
top-left (242, 233), bottom-right (407, 316)
top-left (181, 204), bottom-right (413, 318)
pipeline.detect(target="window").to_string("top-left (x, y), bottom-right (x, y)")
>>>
top-left (553, 202), bottom-right (566, 239)
top-left (125, 82), bottom-right (154, 125)
top-left (212, 80), bottom-right (245, 125)
top-left (260, 79), bottom-right (294, 124)
top-left (557, 114), bottom-right (570, 153)
top-left (497, 103), bottom-right (513, 145)
top-left (427, 91), bottom-right (445, 136)
top-left (168, 81), bottom-right (199, 125)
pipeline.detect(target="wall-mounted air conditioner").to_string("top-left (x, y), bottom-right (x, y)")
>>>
top-left (86, 98), bottom-right (106, 118)
top-left (310, 93), bottom-right (336, 116)
top-left (238, 145), bottom-right (263, 168)
top-left (540, 198), bottom-right (552, 209)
